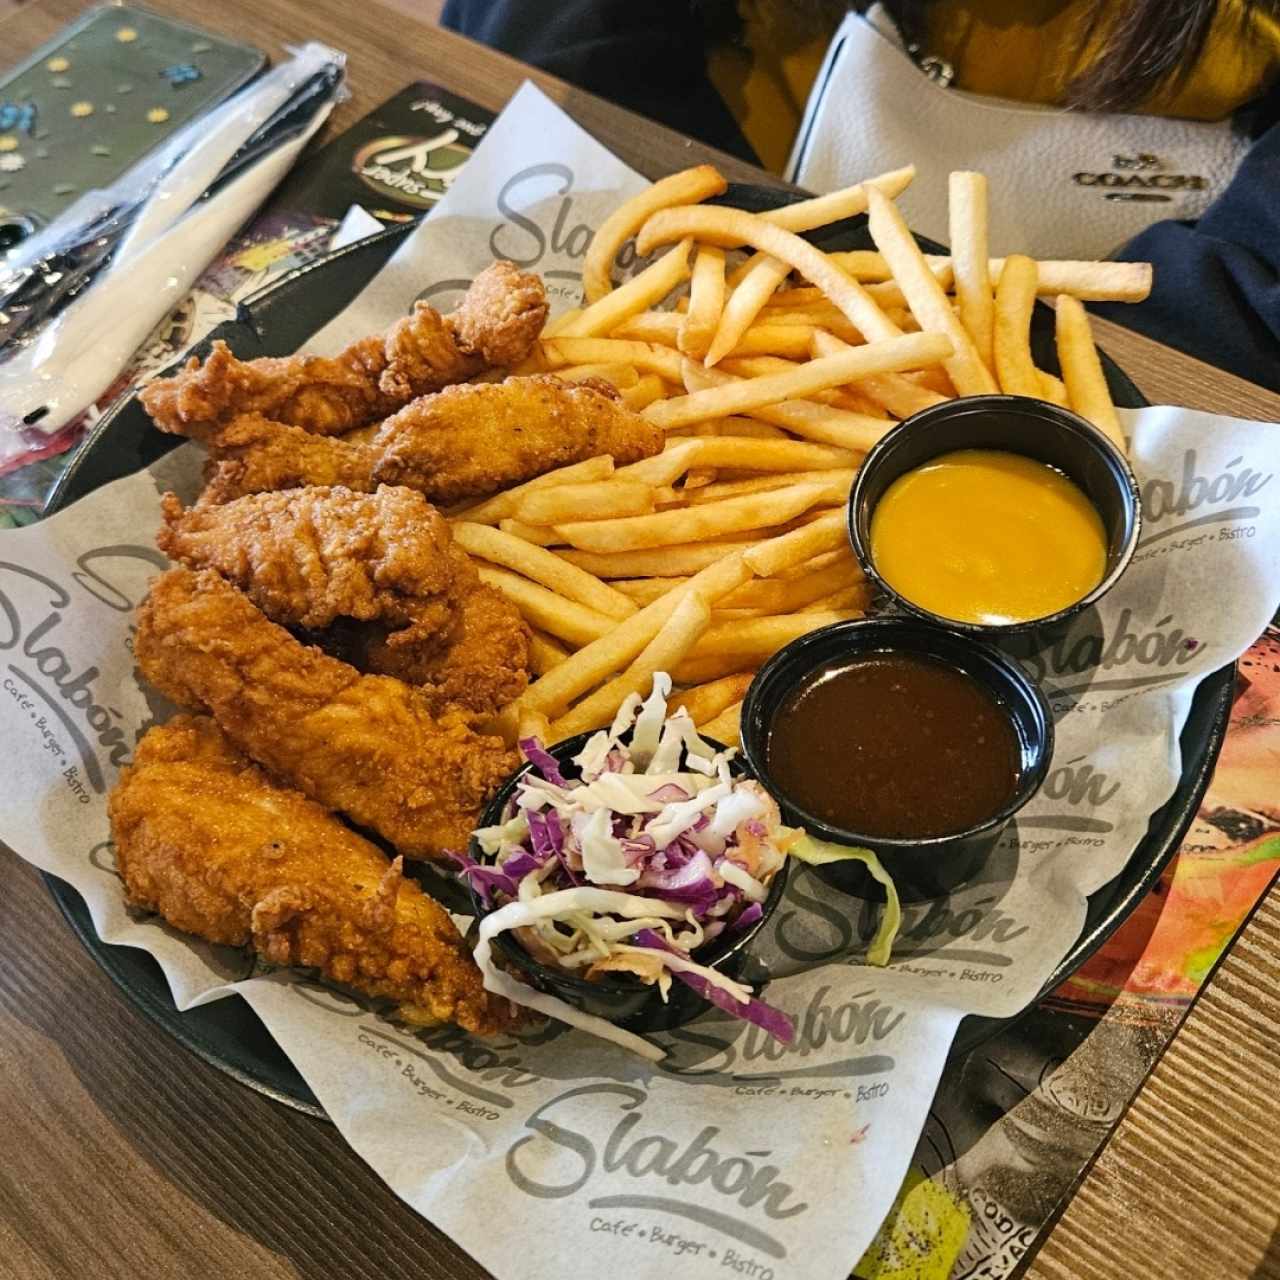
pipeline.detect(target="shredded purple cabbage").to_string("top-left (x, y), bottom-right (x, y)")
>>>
top-left (637, 850), bottom-right (718, 910)
top-left (501, 850), bottom-right (544, 881)
top-left (731, 902), bottom-right (764, 933)
top-left (633, 929), bottom-right (793, 1043)
top-left (519, 737), bottom-right (569, 786)
top-left (449, 851), bottom-right (518, 906)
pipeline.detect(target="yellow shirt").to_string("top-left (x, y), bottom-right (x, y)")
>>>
top-left (708, 0), bottom-right (1280, 172)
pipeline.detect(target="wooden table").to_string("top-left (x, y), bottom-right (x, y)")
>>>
top-left (1, 3), bottom-right (1277, 1278)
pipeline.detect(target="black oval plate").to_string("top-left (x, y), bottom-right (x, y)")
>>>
top-left (43, 188), bottom-right (1235, 1116)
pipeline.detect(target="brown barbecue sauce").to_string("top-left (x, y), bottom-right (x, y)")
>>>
top-left (765, 652), bottom-right (1020, 838)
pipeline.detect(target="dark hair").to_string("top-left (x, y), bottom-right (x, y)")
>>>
top-left (884, 0), bottom-right (1280, 112)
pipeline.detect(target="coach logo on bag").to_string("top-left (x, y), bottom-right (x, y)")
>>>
top-left (1112, 153), bottom-right (1161, 170)
top-left (1072, 151), bottom-right (1208, 202)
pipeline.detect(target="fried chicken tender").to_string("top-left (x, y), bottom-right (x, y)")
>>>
top-left (363, 583), bottom-right (531, 713)
top-left (371, 374), bottom-right (666, 505)
top-left (198, 414), bottom-right (379, 505)
top-left (157, 485), bottom-right (472, 649)
top-left (156, 486), bottom-right (531, 710)
top-left (134, 568), bottom-right (518, 859)
top-left (446, 259), bottom-right (551, 369)
top-left (141, 261), bottom-right (548, 438)
top-left (191, 374), bottom-right (663, 509)
top-left (109, 715), bottom-right (514, 1035)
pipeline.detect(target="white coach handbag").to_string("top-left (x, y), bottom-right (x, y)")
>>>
top-left (787, 6), bottom-right (1252, 258)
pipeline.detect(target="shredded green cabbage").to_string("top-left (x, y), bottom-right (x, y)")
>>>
top-left (788, 835), bottom-right (902, 966)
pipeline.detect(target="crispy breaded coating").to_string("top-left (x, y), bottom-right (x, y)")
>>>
top-left (364, 583), bottom-right (531, 714)
top-left (371, 374), bottom-right (666, 505)
top-left (134, 568), bottom-right (518, 859)
top-left (156, 486), bottom-right (531, 710)
top-left (198, 414), bottom-right (380, 505)
top-left (109, 715), bottom-right (515, 1034)
top-left (141, 262), bottom-right (547, 438)
top-left (157, 485), bottom-right (471, 649)
top-left (444, 259), bottom-right (551, 370)
top-left (142, 337), bottom-right (397, 439)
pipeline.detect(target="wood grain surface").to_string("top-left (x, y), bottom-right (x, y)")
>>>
top-left (0, 2), bottom-right (1277, 1278)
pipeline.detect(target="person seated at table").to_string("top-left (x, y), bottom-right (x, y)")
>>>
top-left (443, 0), bottom-right (1280, 393)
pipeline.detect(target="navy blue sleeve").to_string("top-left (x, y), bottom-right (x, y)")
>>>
top-left (441, 0), bottom-right (759, 165)
top-left (1095, 122), bottom-right (1280, 394)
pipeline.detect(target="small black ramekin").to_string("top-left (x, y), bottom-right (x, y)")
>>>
top-left (740, 618), bottom-right (1053, 902)
top-left (466, 732), bottom-right (789, 1033)
top-left (848, 395), bottom-right (1141, 639)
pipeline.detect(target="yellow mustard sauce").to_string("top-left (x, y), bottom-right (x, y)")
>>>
top-left (869, 449), bottom-right (1107, 625)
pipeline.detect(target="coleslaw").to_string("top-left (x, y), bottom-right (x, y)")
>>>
top-left (459, 674), bottom-right (902, 1060)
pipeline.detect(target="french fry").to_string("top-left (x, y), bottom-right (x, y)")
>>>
top-left (452, 522), bottom-right (637, 619)
top-left (514, 550), bottom-right (753, 718)
top-left (619, 373), bottom-right (668, 411)
top-left (528, 630), bottom-right (571, 676)
top-left (459, 455), bottom-right (615, 524)
top-left (582, 164), bottom-right (727, 302)
top-left (614, 312), bottom-right (682, 344)
top-left (772, 546), bottom-right (849, 579)
top-left (555, 363), bottom-right (641, 388)
top-left (636, 206), bottom-right (904, 345)
top-left (686, 473), bottom-right (855, 506)
top-left (800, 584), bottom-right (870, 612)
top-left (705, 256), bottom-right (791, 367)
top-left (643, 334), bottom-right (950, 430)
top-left (547, 592), bottom-right (712, 739)
top-left (613, 440), bottom-right (702, 487)
top-left (711, 417), bottom-right (790, 439)
top-left (993, 254), bottom-right (1040, 397)
top-left (515, 479), bottom-right (656, 526)
top-left (1038, 369), bottom-right (1069, 407)
top-left (477, 567), bottom-right (616, 647)
top-left (766, 165), bottom-right (916, 231)
top-left (949, 171), bottom-right (995, 373)
top-left (718, 559), bottom-right (863, 612)
top-left (832, 251), bottom-right (1152, 302)
top-left (714, 352), bottom-right (940, 420)
top-left (750, 399), bottom-right (892, 450)
top-left (541, 307), bottom-right (584, 338)
top-left (727, 324), bottom-right (819, 359)
top-left (715, 354), bottom-right (809, 379)
top-left (806, 330), bottom-right (947, 419)
top-left (554, 482), bottom-right (835, 552)
top-left (723, 166), bottom-right (916, 285)
top-left (498, 519), bottom-right (563, 546)
top-left (560, 240), bottom-right (693, 338)
top-left (865, 187), bottom-right (996, 397)
top-left (657, 435), bottom-right (858, 472)
top-left (614, 576), bottom-right (687, 604)
top-left (699, 700), bottom-right (743, 748)
top-left (742, 509), bottom-right (846, 577)
top-left (542, 336), bottom-right (684, 383)
top-left (679, 245), bottom-right (726, 360)
top-left (689, 469), bottom-right (857, 507)
top-left (687, 610), bottom-right (858, 660)
top-left (671, 654), bottom-right (758, 685)
top-left (994, 257), bottom-right (1152, 303)
top-left (673, 673), bottom-right (755, 725)
top-left (909, 367), bottom-right (955, 396)
top-left (518, 707), bottom-right (552, 744)
top-left (1055, 294), bottom-right (1125, 450)
top-left (558, 539), bottom-right (764, 579)
top-left (762, 309), bottom-right (865, 347)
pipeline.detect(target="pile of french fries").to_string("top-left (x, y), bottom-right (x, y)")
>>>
top-left (449, 164), bottom-right (1151, 749)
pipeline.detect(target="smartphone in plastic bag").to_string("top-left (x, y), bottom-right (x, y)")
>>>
top-left (0, 5), bottom-right (264, 250)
